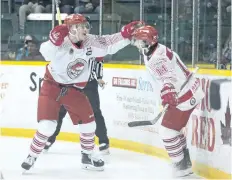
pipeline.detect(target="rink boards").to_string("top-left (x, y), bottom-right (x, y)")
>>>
top-left (0, 61), bottom-right (231, 179)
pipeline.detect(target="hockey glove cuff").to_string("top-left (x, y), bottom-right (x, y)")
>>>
top-left (161, 83), bottom-right (179, 106)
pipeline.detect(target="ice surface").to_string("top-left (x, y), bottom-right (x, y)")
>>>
top-left (0, 137), bottom-right (202, 180)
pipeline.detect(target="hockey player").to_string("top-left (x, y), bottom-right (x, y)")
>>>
top-left (44, 57), bottom-right (110, 154)
top-left (131, 25), bottom-right (205, 177)
top-left (21, 13), bottom-right (143, 172)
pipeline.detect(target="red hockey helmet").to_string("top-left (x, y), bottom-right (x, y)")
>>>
top-left (64, 14), bottom-right (87, 25)
top-left (132, 25), bottom-right (158, 46)
top-left (64, 14), bottom-right (91, 29)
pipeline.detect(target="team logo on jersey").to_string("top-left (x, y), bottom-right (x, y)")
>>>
top-left (190, 97), bottom-right (196, 105)
top-left (67, 59), bottom-right (86, 79)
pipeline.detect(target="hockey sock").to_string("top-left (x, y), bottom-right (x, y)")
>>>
top-left (79, 121), bottom-right (96, 154)
top-left (179, 133), bottom-right (187, 150)
top-left (160, 126), bottom-right (184, 163)
top-left (29, 120), bottom-right (57, 157)
top-left (30, 131), bottom-right (49, 157)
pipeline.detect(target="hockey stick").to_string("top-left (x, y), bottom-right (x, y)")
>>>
top-left (128, 67), bottom-right (199, 127)
top-left (54, 0), bottom-right (62, 25)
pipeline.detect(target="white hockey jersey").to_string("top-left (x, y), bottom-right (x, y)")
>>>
top-left (40, 33), bottom-right (130, 88)
top-left (143, 43), bottom-right (205, 111)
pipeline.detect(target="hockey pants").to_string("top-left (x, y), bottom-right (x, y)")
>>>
top-left (47, 79), bottom-right (109, 145)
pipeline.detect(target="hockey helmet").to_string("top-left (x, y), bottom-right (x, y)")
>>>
top-left (131, 25), bottom-right (158, 52)
top-left (64, 14), bottom-right (91, 30)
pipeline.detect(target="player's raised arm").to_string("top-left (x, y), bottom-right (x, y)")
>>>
top-left (40, 24), bottom-right (69, 61)
top-left (86, 21), bottom-right (145, 57)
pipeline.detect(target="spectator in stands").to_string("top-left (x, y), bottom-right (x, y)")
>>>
top-left (74, 0), bottom-right (100, 14)
top-left (220, 34), bottom-right (231, 69)
top-left (59, 0), bottom-right (75, 14)
top-left (14, 0), bottom-right (24, 14)
top-left (201, 0), bottom-right (231, 69)
top-left (226, 4), bottom-right (231, 13)
top-left (46, 0), bottom-right (75, 14)
top-left (16, 35), bottom-right (44, 61)
top-left (220, 1), bottom-right (231, 70)
top-left (144, 0), bottom-right (162, 13)
top-left (18, 0), bottom-right (51, 33)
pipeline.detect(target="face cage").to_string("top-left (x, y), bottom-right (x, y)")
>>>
top-left (76, 21), bottom-right (91, 30)
top-left (131, 38), bottom-right (150, 54)
top-left (131, 38), bottom-right (146, 48)
top-left (69, 21), bottom-right (91, 31)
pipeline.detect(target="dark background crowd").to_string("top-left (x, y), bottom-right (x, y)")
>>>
top-left (1, 0), bottom-right (231, 69)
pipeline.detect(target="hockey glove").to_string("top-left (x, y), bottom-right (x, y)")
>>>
top-left (49, 24), bottom-right (69, 46)
top-left (121, 21), bottom-right (145, 39)
top-left (161, 83), bottom-right (179, 106)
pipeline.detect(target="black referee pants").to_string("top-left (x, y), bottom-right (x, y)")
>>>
top-left (47, 79), bottom-right (109, 145)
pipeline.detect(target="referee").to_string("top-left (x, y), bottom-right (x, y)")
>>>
top-left (44, 57), bottom-right (110, 154)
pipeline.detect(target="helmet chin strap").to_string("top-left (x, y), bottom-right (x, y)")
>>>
top-left (136, 43), bottom-right (150, 55)
top-left (143, 43), bottom-right (158, 56)
top-left (142, 47), bottom-right (149, 55)
top-left (132, 39), bottom-right (150, 54)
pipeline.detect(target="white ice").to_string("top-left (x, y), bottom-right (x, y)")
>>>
top-left (0, 137), bottom-right (202, 180)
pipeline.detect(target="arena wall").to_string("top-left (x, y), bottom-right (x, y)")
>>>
top-left (0, 61), bottom-right (231, 179)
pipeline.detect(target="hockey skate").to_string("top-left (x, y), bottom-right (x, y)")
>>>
top-left (99, 143), bottom-right (110, 155)
top-left (172, 156), bottom-right (192, 178)
top-left (81, 152), bottom-right (104, 171)
top-left (21, 155), bottom-right (37, 172)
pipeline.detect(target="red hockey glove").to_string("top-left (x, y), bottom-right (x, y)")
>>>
top-left (161, 83), bottom-right (179, 106)
top-left (49, 24), bottom-right (69, 46)
top-left (121, 21), bottom-right (145, 39)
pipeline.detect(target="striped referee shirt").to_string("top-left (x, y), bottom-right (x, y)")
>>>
top-left (89, 57), bottom-right (104, 81)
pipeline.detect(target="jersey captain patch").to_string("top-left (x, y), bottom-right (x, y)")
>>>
top-left (67, 59), bottom-right (87, 79)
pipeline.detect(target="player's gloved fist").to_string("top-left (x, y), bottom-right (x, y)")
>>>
top-left (161, 83), bottom-right (178, 106)
top-left (121, 21), bottom-right (145, 39)
top-left (49, 24), bottom-right (69, 46)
